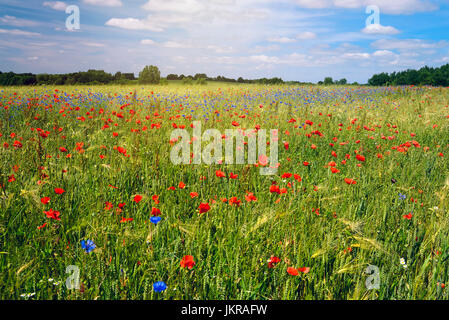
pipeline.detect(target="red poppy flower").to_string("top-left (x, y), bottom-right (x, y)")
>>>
top-left (298, 267), bottom-right (310, 274)
top-left (215, 170), bottom-right (226, 178)
top-left (356, 154), bottom-right (366, 162)
top-left (180, 255), bottom-right (196, 269)
top-left (268, 256), bottom-right (281, 268)
top-left (190, 192), bottom-right (199, 199)
top-left (269, 185), bottom-right (281, 194)
top-left (199, 203), bottom-right (211, 214)
top-left (151, 207), bottom-right (161, 216)
top-left (344, 178), bottom-right (357, 185)
top-left (134, 194), bottom-right (143, 203)
top-left (230, 173), bottom-right (238, 179)
top-left (41, 197), bottom-right (51, 205)
top-left (54, 188), bottom-right (65, 195)
top-left (287, 267), bottom-right (299, 276)
top-left (179, 181), bottom-right (186, 189)
top-left (44, 209), bottom-right (61, 221)
top-left (403, 213), bottom-right (413, 220)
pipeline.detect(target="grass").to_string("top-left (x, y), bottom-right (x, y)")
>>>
top-left (0, 84), bottom-right (448, 300)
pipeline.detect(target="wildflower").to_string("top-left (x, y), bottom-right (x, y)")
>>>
top-left (44, 209), bottom-right (61, 221)
top-left (151, 207), bottom-right (161, 216)
top-left (344, 178), bottom-right (357, 185)
top-left (398, 193), bottom-right (406, 200)
top-left (190, 192), bottom-right (199, 199)
top-left (287, 267), bottom-right (299, 276)
top-left (80, 240), bottom-right (96, 253)
top-left (150, 216), bottom-right (162, 225)
top-left (153, 281), bottom-right (167, 292)
top-left (403, 212), bottom-right (413, 220)
top-left (400, 258), bottom-right (408, 269)
top-left (199, 203), bottom-right (211, 214)
top-left (54, 188), bottom-right (65, 195)
top-left (134, 194), bottom-right (143, 203)
top-left (180, 255), bottom-right (196, 269)
top-left (20, 292), bottom-right (35, 299)
top-left (215, 170), bottom-right (226, 178)
top-left (267, 256), bottom-right (281, 268)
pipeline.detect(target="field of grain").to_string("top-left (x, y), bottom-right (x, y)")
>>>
top-left (0, 84), bottom-right (448, 300)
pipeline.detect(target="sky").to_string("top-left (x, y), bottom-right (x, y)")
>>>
top-left (0, 0), bottom-right (449, 83)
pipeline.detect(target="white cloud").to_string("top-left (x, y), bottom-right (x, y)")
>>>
top-left (296, 31), bottom-right (316, 40)
top-left (141, 39), bottom-right (156, 45)
top-left (162, 41), bottom-right (189, 48)
top-left (294, 0), bottom-right (332, 9)
top-left (0, 15), bottom-right (39, 27)
top-left (142, 0), bottom-right (204, 13)
top-left (83, 0), bottom-right (122, 7)
top-left (362, 24), bottom-right (399, 35)
top-left (342, 52), bottom-right (370, 59)
top-left (0, 28), bottom-right (41, 37)
top-left (105, 18), bottom-right (163, 32)
top-left (82, 42), bottom-right (106, 47)
top-left (292, 0), bottom-right (437, 14)
top-left (373, 50), bottom-right (394, 57)
top-left (268, 36), bottom-right (296, 43)
top-left (43, 1), bottom-right (68, 11)
top-left (372, 39), bottom-right (448, 51)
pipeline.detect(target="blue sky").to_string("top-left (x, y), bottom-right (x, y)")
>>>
top-left (0, 0), bottom-right (448, 83)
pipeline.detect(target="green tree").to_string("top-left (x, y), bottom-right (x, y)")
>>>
top-left (139, 65), bottom-right (161, 84)
top-left (324, 77), bottom-right (333, 85)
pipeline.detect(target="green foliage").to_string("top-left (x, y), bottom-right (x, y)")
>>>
top-left (0, 84), bottom-right (448, 300)
top-left (139, 65), bottom-right (161, 84)
top-left (195, 78), bottom-right (207, 85)
top-left (368, 64), bottom-right (449, 86)
top-left (182, 77), bottom-right (194, 85)
top-left (324, 77), bottom-right (333, 85)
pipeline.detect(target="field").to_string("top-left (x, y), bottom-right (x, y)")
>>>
top-left (0, 83), bottom-right (448, 300)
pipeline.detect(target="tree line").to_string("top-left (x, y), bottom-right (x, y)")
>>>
top-left (368, 64), bottom-right (449, 86)
top-left (0, 69), bottom-right (136, 86)
top-left (0, 65), bottom-right (288, 86)
top-left (3, 63), bottom-right (449, 87)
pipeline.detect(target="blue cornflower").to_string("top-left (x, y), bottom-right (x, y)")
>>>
top-left (150, 216), bottom-right (162, 225)
top-left (153, 281), bottom-right (167, 292)
top-left (398, 193), bottom-right (406, 200)
top-left (80, 240), bottom-right (96, 253)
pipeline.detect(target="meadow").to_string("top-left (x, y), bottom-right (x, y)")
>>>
top-left (0, 83), bottom-right (448, 300)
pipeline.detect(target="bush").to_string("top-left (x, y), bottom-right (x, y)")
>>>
top-left (139, 65), bottom-right (161, 84)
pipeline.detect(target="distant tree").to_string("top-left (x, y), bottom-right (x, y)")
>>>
top-left (114, 72), bottom-right (122, 81)
top-left (194, 73), bottom-right (207, 80)
top-left (166, 74), bottom-right (179, 80)
top-left (139, 65), bottom-right (161, 84)
top-left (324, 77), bottom-right (333, 85)
top-left (196, 78), bottom-right (207, 85)
top-left (337, 78), bottom-right (347, 85)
